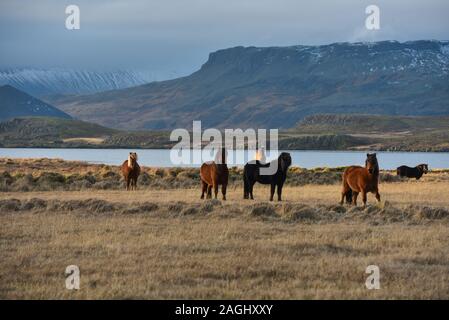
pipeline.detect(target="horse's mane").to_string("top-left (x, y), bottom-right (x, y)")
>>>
top-left (417, 164), bottom-right (428, 174)
top-left (255, 153), bottom-right (291, 172)
top-left (365, 156), bottom-right (379, 176)
top-left (215, 148), bottom-right (227, 165)
top-left (128, 153), bottom-right (138, 168)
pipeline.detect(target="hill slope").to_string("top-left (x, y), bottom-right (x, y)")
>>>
top-left (0, 85), bottom-right (71, 122)
top-left (0, 117), bottom-right (116, 147)
top-left (282, 114), bottom-right (449, 151)
top-left (49, 40), bottom-right (449, 130)
top-left (295, 114), bottom-right (449, 134)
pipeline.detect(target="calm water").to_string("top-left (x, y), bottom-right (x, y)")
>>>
top-left (0, 148), bottom-right (448, 169)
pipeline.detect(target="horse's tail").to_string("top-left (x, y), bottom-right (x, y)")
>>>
top-left (341, 169), bottom-right (352, 204)
top-left (345, 189), bottom-right (353, 204)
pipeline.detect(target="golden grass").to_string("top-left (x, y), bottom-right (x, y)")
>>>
top-left (1, 180), bottom-right (449, 299)
top-left (3, 180), bottom-right (449, 207)
top-left (1, 157), bottom-right (448, 299)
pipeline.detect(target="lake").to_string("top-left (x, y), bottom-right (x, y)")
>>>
top-left (0, 148), bottom-right (448, 169)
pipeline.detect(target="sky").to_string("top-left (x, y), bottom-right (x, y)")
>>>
top-left (0, 0), bottom-right (448, 80)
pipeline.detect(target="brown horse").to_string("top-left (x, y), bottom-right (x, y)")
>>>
top-left (340, 153), bottom-right (381, 207)
top-left (121, 152), bottom-right (140, 190)
top-left (200, 148), bottom-right (229, 200)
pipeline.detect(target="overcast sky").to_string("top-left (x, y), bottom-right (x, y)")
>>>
top-left (1, 0), bottom-right (448, 79)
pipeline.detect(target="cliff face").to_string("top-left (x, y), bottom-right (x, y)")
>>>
top-left (49, 41), bottom-right (449, 130)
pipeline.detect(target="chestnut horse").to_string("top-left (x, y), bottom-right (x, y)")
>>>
top-left (200, 148), bottom-right (229, 200)
top-left (121, 152), bottom-right (140, 190)
top-left (340, 153), bottom-right (380, 207)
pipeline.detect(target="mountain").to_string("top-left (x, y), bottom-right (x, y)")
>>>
top-left (48, 40), bottom-right (449, 130)
top-left (0, 68), bottom-right (155, 96)
top-left (0, 85), bottom-right (71, 122)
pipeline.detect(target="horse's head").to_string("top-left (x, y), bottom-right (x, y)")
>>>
top-left (128, 152), bottom-right (138, 168)
top-left (279, 152), bottom-right (292, 172)
top-left (418, 164), bottom-right (429, 174)
top-left (365, 153), bottom-right (379, 175)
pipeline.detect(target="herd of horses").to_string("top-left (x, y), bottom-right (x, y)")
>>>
top-left (121, 151), bottom-right (429, 207)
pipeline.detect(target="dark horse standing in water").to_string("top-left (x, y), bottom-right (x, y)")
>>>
top-left (121, 152), bottom-right (140, 190)
top-left (200, 148), bottom-right (229, 200)
top-left (340, 153), bottom-right (381, 207)
top-left (243, 152), bottom-right (292, 201)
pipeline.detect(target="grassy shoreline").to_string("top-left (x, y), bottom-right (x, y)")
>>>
top-left (4, 157), bottom-right (447, 192)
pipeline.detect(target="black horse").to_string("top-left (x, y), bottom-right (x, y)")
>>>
top-left (397, 164), bottom-right (429, 180)
top-left (243, 152), bottom-right (292, 201)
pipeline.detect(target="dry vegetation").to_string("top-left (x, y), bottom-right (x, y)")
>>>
top-left (1, 158), bottom-right (449, 299)
top-left (3, 157), bottom-right (449, 192)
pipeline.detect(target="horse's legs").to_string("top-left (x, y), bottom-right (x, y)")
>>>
top-left (277, 183), bottom-right (283, 201)
top-left (362, 191), bottom-right (367, 208)
top-left (207, 185), bottom-right (212, 199)
top-left (126, 178), bottom-right (130, 191)
top-left (243, 178), bottom-right (249, 199)
top-left (375, 190), bottom-right (381, 203)
top-left (352, 192), bottom-right (359, 206)
top-left (213, 184), bottom-right (219, 199)
top-left (249, 181), bottom-right (255, 200)
top-left (200, 180), bottom-right (207, 199)
top-left (269, 183), bottom-right (276, 201)
top-left (221, 184), bottom-right (227, 201)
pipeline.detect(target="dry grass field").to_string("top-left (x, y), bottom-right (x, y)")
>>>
top-left (1, 159), bottom-right (449, 299)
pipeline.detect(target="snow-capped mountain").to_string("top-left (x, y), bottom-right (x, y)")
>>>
top-left (50, 40), bottom-right (449, 130)
top-left (0, 68), bottom-right (156, 96)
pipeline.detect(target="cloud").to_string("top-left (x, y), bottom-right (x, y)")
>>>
top-left (0, 0), bottom-right (448, 78)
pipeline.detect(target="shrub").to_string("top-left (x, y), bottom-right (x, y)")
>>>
top-left (249, 203), bottom-right (277, 217)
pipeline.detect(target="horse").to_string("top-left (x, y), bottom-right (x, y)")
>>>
top-left (396, 164), bottom-right (428, 180)
top-left (340, 153), bottom-right (380, 207)
top-left (121, 152), bottom-right (140, 190)
top-left (243, 152), bottom-right (292, 201)
top-left (200, 148), bottom-right (229, 200)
